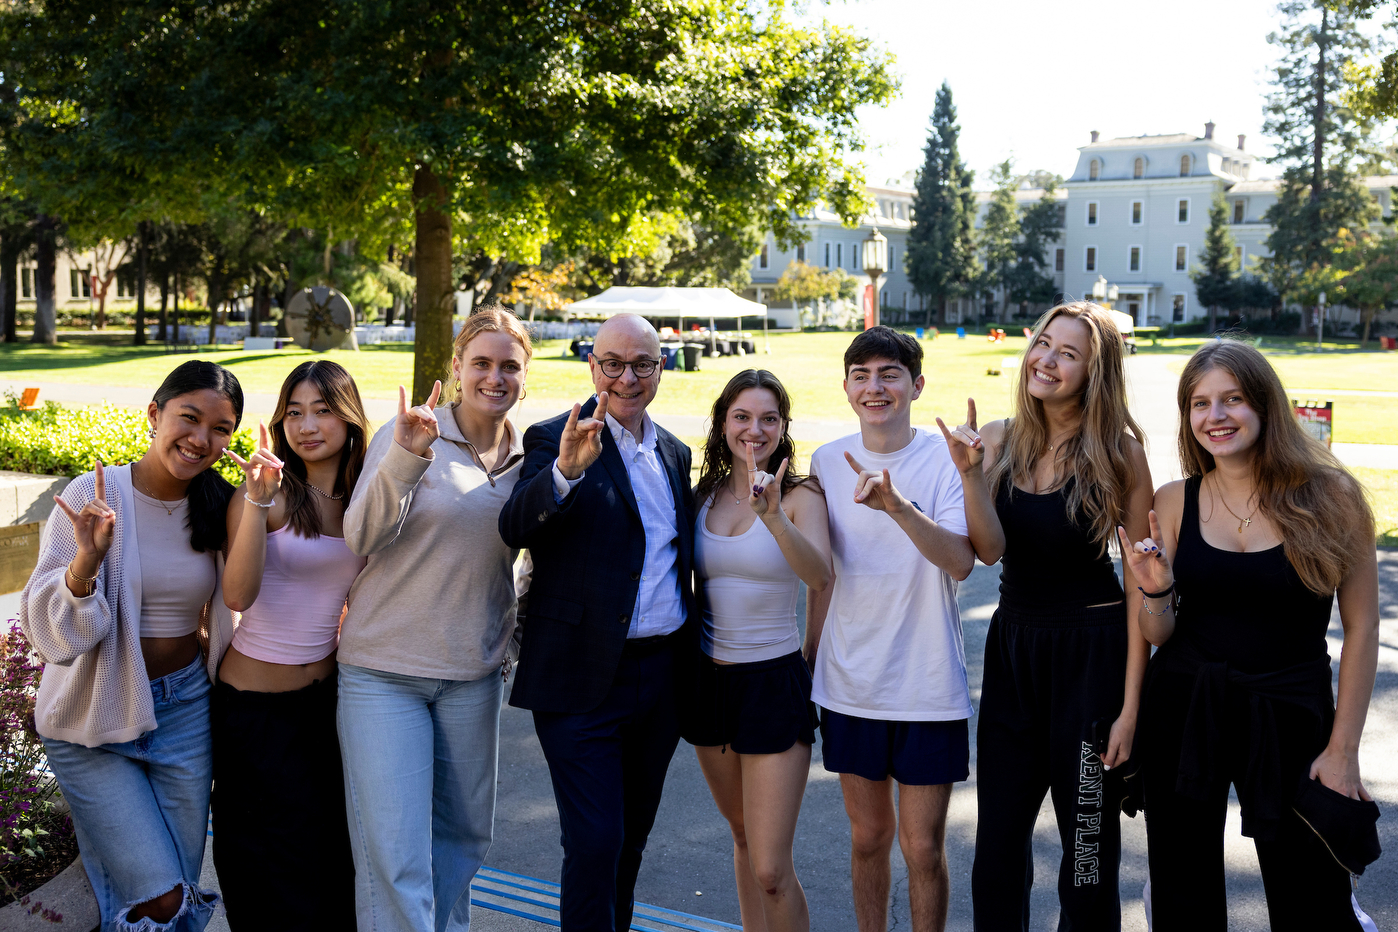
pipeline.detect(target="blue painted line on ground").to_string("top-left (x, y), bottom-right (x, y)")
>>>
top-left (469, 898), bottom-right (561, 927)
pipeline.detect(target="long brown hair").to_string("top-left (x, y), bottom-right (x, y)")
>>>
top-left (1176, 341), bottom-right (1373, 594)
top-left (269, 360), bottom-right (371, 539)
top-left (441, 302), bottom-right (533, 405)
top-left (986, 301), bottom-right (1144, 554)
top-left (695, 369), bottom-right (818, 507)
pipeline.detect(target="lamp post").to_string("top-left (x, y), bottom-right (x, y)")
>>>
top-left (861, 227), bottom-right (888, 328)
top-left (1090, 274), bottom-right (1118, 307)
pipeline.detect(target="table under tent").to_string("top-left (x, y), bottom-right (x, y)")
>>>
top-left (566, 287), bottom-right (770, 369)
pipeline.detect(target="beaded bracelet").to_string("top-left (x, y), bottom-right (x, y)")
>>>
top-left (244, 492), bottom-right (276, 509)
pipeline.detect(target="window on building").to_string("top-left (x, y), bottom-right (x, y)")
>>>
top-left (1179, 154), bottom-right (1191, 176)
top-left (1085, 247), bottom-right (1097, 272)
top-left (20, 268), bottom-right (32, 299)
top-left (886, 245), bottom-right (895, 272)
top-left (1129, 246), bottom-right (1141, 272)
top-left (1087, 202), bottom-right (1098, 226)
top-left (1234, 245), bottom-right (1244, 267)
top-left (851, 242), bottom-right (860, 271)
top-left (1055, 248), bottom-right (1065, 272)
top-left (1131, 201), bottom-right (1143, 224)
top-left (1055, 204), bottom-right (1066, 226)
top-left (836, 243), bottom-right (842, 268)
top-left (1172, 294), bottom-right (1187, 321)
top-left (1089, 159), bottom-right (1100, 180)
top-left (1177, 198), bottom-right (1190, 223)
top-left (70, 269), bottom-right (91, 299)
top-left (824, 242), bottom-right (831, 267)
top-left (1175, 245), bottom-right (1188, 271)
top-left (1233, 199), bottom-right (1245, 223)
top-left (1133, 157), bottom-right (1144, 179)
top-left (796, 244), bottom-right (806, 263)
top-left (758, 244), bottom-right (769, 269)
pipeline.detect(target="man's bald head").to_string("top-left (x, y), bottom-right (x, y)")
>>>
top-left (593, 314), bottom-right (660, 356)
top-left (589, 314), bottom-right (663, 435)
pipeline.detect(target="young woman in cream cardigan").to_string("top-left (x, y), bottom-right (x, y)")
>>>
top-left (21, 360), bottom-right (242, 932)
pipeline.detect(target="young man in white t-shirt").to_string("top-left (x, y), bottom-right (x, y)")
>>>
top-left (805, 326), bottom-right (974, 932)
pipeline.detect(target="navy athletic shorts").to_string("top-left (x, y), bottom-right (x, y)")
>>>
top-left (819, 709), bottom-right (970, 785)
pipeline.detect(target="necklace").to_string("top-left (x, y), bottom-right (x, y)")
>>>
top-left (131, 463), bottom-right (177, 516)
top-left (1210, 474), bottom-right (1259, 533)
top-left (306, 481), bottom-right (343, 501)
top-left (1045, 428), bottom-right (1077, 453)
top-left (726, 476), bottom-right (747, 506)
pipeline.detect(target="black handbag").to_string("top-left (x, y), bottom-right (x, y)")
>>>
top-left (1292, 777), bottom-right (1382, 876)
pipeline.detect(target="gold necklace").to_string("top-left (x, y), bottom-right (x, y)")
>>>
top-left (306, 481), bottom-right (343, 501)
top-left (1210, 474), bottom-right (1259, 533)
top-left (132, 463), bottom-right (177, 516)
top-left (1045, 429), bottom-right (1076, 453)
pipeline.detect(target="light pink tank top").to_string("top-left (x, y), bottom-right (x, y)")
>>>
top-left (231, 526), bottom-right (367, 665)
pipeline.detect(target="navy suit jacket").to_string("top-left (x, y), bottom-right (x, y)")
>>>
top-left (499, 397), bottom-right (698, 714)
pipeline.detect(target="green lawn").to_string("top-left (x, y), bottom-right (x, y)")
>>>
top-left (1354, 468), bottom-right (1398, 547)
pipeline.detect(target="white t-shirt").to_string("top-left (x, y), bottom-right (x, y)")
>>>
top-left (809, 429), bottom-right (973, 722)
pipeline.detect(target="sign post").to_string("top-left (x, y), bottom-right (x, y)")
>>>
top-left (1293, 399), bottom-right (1333, 447)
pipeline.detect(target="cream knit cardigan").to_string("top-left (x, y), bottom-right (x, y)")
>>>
top-left (20, 464), bottom-right (235, 748)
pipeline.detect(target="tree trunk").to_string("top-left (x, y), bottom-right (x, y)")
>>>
top-left (207, 289), bottom-right (219, 346)
top-left (412, 163), bottom-right (454, 406)
top-left (158, 271), bottom-right (169, 341)
top-left (31, 217), bottom-right (58, 345)
top-left (134, 223), bottom-right (148, 345)
top-left (1361, 306), bottom-right (1374, 344)
top-left (0, 233), bottom-right (18, 343)
top-left (172, 272), bottom-right (181, 343)
top-left (1209, 305), bottom-right (1218, 334)
top-left (1312, 6), bottom-right (1328, 205)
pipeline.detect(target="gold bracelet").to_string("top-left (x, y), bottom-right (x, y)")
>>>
top-left (67, 563), bottom-right (96, 596)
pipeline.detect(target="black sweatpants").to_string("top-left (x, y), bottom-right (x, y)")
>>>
top-left (1140, 667), bottom-right (1361, 932)
top-left (972, 602), bottom-right (1128, 932)
top-left (211, 671), bottom-right (357, 932)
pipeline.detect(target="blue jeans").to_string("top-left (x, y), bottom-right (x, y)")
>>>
top-left (42, 655), bottom-right (218, 932)
top-left (337, 663), bottom-right (503, 932)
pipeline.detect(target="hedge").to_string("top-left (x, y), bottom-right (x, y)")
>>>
top-left (0, 400), bottom-right (255, 486)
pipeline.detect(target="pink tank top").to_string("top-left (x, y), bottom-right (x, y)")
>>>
top-left (231, 526), bottom-right (367, 665)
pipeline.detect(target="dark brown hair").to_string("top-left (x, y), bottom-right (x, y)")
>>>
top-left (269, 361), bottom-right (371, 539)
top-left (695, 369), bottom-right (819, 507)
top-left (844, 325), bottom-right (924, 379)
top-left (1176, 340), bottom-right (1373, 594)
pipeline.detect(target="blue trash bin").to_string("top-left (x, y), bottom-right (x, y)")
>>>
top-left (577, 341), bottom-right (594, 359)
top-left (915, 327), bottom-right (925, 339)
top-left (660, 346), bottom-right (679, 370)
top-left (955, 328), bottom-right (966, 339)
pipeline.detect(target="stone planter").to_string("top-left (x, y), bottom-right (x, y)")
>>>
top-left (0, 855), bottom-right (98, 931)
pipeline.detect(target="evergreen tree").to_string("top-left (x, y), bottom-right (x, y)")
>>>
top-left (906, 82), bottom-right (977, 326)
top-left (1007, 176), bottom-right (1062, 312)
top-left (978, 160), bottom-right (1020, 322)
top-left (1192, 191), bottom-right (1241, 333)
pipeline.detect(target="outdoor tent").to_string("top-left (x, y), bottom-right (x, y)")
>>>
top-left (566, 286), bottom-right (769, 352)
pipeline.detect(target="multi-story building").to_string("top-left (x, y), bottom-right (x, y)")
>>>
top-left (16, 249), bottom-right (157, 326)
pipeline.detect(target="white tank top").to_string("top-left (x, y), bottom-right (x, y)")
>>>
top-left (694, 497), bottom-right (801, 663)
top-left (132, 490), bottom-right (216, 638)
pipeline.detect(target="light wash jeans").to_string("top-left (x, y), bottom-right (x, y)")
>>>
top-left (42, 655), bottom-right (219, 932)
top-left (337, 663), bottom-right (503, 932)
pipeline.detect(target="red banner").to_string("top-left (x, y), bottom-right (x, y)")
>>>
top-left (863, 285), bottom-right (875, 330)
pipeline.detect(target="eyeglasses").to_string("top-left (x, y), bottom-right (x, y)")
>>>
top-left (597, 357), bottom-right (660, 379)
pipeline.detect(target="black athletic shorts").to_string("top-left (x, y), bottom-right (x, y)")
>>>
top-left (684, 650), bottom-right (817, 754)
top-left (819, 709), bottom-right (970, 785)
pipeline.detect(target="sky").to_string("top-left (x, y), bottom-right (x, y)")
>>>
top-left (800, 0), bottom-right (1339, 189)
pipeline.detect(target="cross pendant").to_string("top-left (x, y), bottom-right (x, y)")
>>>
top-left (1239, 517), bottom-right (1251, 532)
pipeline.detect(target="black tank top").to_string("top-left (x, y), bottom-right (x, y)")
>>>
top-left (995, 477), bottom-right (1122, 605)
top-left (1172, 476), bottom-right (1334, 674)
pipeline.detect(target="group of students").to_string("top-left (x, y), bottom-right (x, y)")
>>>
top-left (18, 300), bottom-right (1379, 932)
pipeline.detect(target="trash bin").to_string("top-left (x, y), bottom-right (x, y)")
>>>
top-left (682, 345), bottom-right (701, 371)
top-left (660, 346), bottom-right (678, 370)
top-left (576, 341), bottom-right (594, 359)
top-left (742, 340), bottom-right (756, 354)
top-left (915, 327), bottom-right (924, 339)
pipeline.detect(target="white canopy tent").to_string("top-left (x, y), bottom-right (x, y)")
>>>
top-left (566, 286), bottom-right (769, 353)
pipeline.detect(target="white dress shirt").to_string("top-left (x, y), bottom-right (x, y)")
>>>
top-left (552, 410), bottom-right (685, 639)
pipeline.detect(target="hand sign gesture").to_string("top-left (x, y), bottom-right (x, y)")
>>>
top-left (1116, 510), bottom-right (1174, 595)
top-left (936, 398), bottom-right (984, 475)
top-left (395, 382), bottom-right (442, 458)
top-left (845, 451), bottom-right (908, 515)
top-left (54, 460), bottom-right (116, 562)
top-left (557, 392), bottom-right (610, 480)
top-left (747, 442), bottom-right (788, 518)
top-left (223, 421), bottom-right (284, 505)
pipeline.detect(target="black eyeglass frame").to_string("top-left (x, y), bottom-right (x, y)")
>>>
top-left (594, 356), bottom-right (662, 379)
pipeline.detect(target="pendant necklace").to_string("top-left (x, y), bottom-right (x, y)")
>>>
top-left (132, 464), bottom-right (177, 516)
top-left (1211, 475), bottom-right (1259, 533)
top-left (727, 477), bottom-right (747, 506)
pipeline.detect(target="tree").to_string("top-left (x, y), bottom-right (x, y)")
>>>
top-left (64, 237), bottom-right (131, 330)
top-left (1007, 176), bottom-right (1062, 312)
top-left (1192, 191), bottom-right (1241, 332)
top-left (774, 260), bottom-right (850, 326)
top-left (906, 82), bottom-right (977, 326)
top-left (978, 160), bottom-right (1020, 322)
top-left (3, 2), bottom-right (895, 402)
top-left (1328, 226), bottom-right (1398, 342)
top-left (1339, 1), bottom-right (1398, 119)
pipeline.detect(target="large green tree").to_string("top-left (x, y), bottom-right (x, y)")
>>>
top-left (1192, 191), bottom-right (1242, 333)
top-left (2, 2), bottom-right (895, 400)
top-left (1006, 176), bottom-right (1062, 312)
top-left (978, 160), bottom-right (1020, 322)
top-left (906, 82), bottom-right (977, 327)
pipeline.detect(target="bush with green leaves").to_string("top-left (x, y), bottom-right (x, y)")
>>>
top-left (0, 400), bottom-right (254, 484)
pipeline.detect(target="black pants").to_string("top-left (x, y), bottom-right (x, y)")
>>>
top-left (1140, 668), bottom-right (1360, 932)
top-left (972, 602), bottom-right (1128, 932)
top-left (532, 641), bottom-right (682, 932)
top-left (210, 671), bottom-right (357, 932)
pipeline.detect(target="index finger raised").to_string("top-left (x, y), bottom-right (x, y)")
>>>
top-left (93, 460), bottom-right (105, 504)
top-left (844, 450), bottom-right (866, 474)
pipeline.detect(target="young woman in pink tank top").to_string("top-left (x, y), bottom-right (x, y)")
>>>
top-left (212, 360), bottom-right (370, 931)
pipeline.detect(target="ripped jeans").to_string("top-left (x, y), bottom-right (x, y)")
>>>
top-left (43, 655), bottom-right (219, 932)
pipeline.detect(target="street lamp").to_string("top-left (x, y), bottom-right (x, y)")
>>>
top-left (1090, 274), bottom-right (1118, 307)
top-left (861, 227), bottom-right (887, 328)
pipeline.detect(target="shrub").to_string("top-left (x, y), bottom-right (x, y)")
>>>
top-left (0, 399), bottom-right (254, 485)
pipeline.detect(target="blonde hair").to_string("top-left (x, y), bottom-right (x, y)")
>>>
top-left (442, 303), bottom-right (534, 405)
top-left (986, 301), bottom-right (1144, 555)
top-left (1176, 341), bottom-right (1373, 594)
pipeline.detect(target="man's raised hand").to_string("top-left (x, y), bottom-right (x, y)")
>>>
top-left (395, 382), bottom-right (442, 458)
top-left (748, 442), bottom-right (788, 518)
top-left (53, 460), bottom-right (115, 562)
top-left (557, 392), bottom-right (610, 481)
top-left (223, 421), bottom-right (284, 505)
top-left (937, 397), bottom-right (984, 475)
top-left (845, 451), bottom-right (907, 515)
